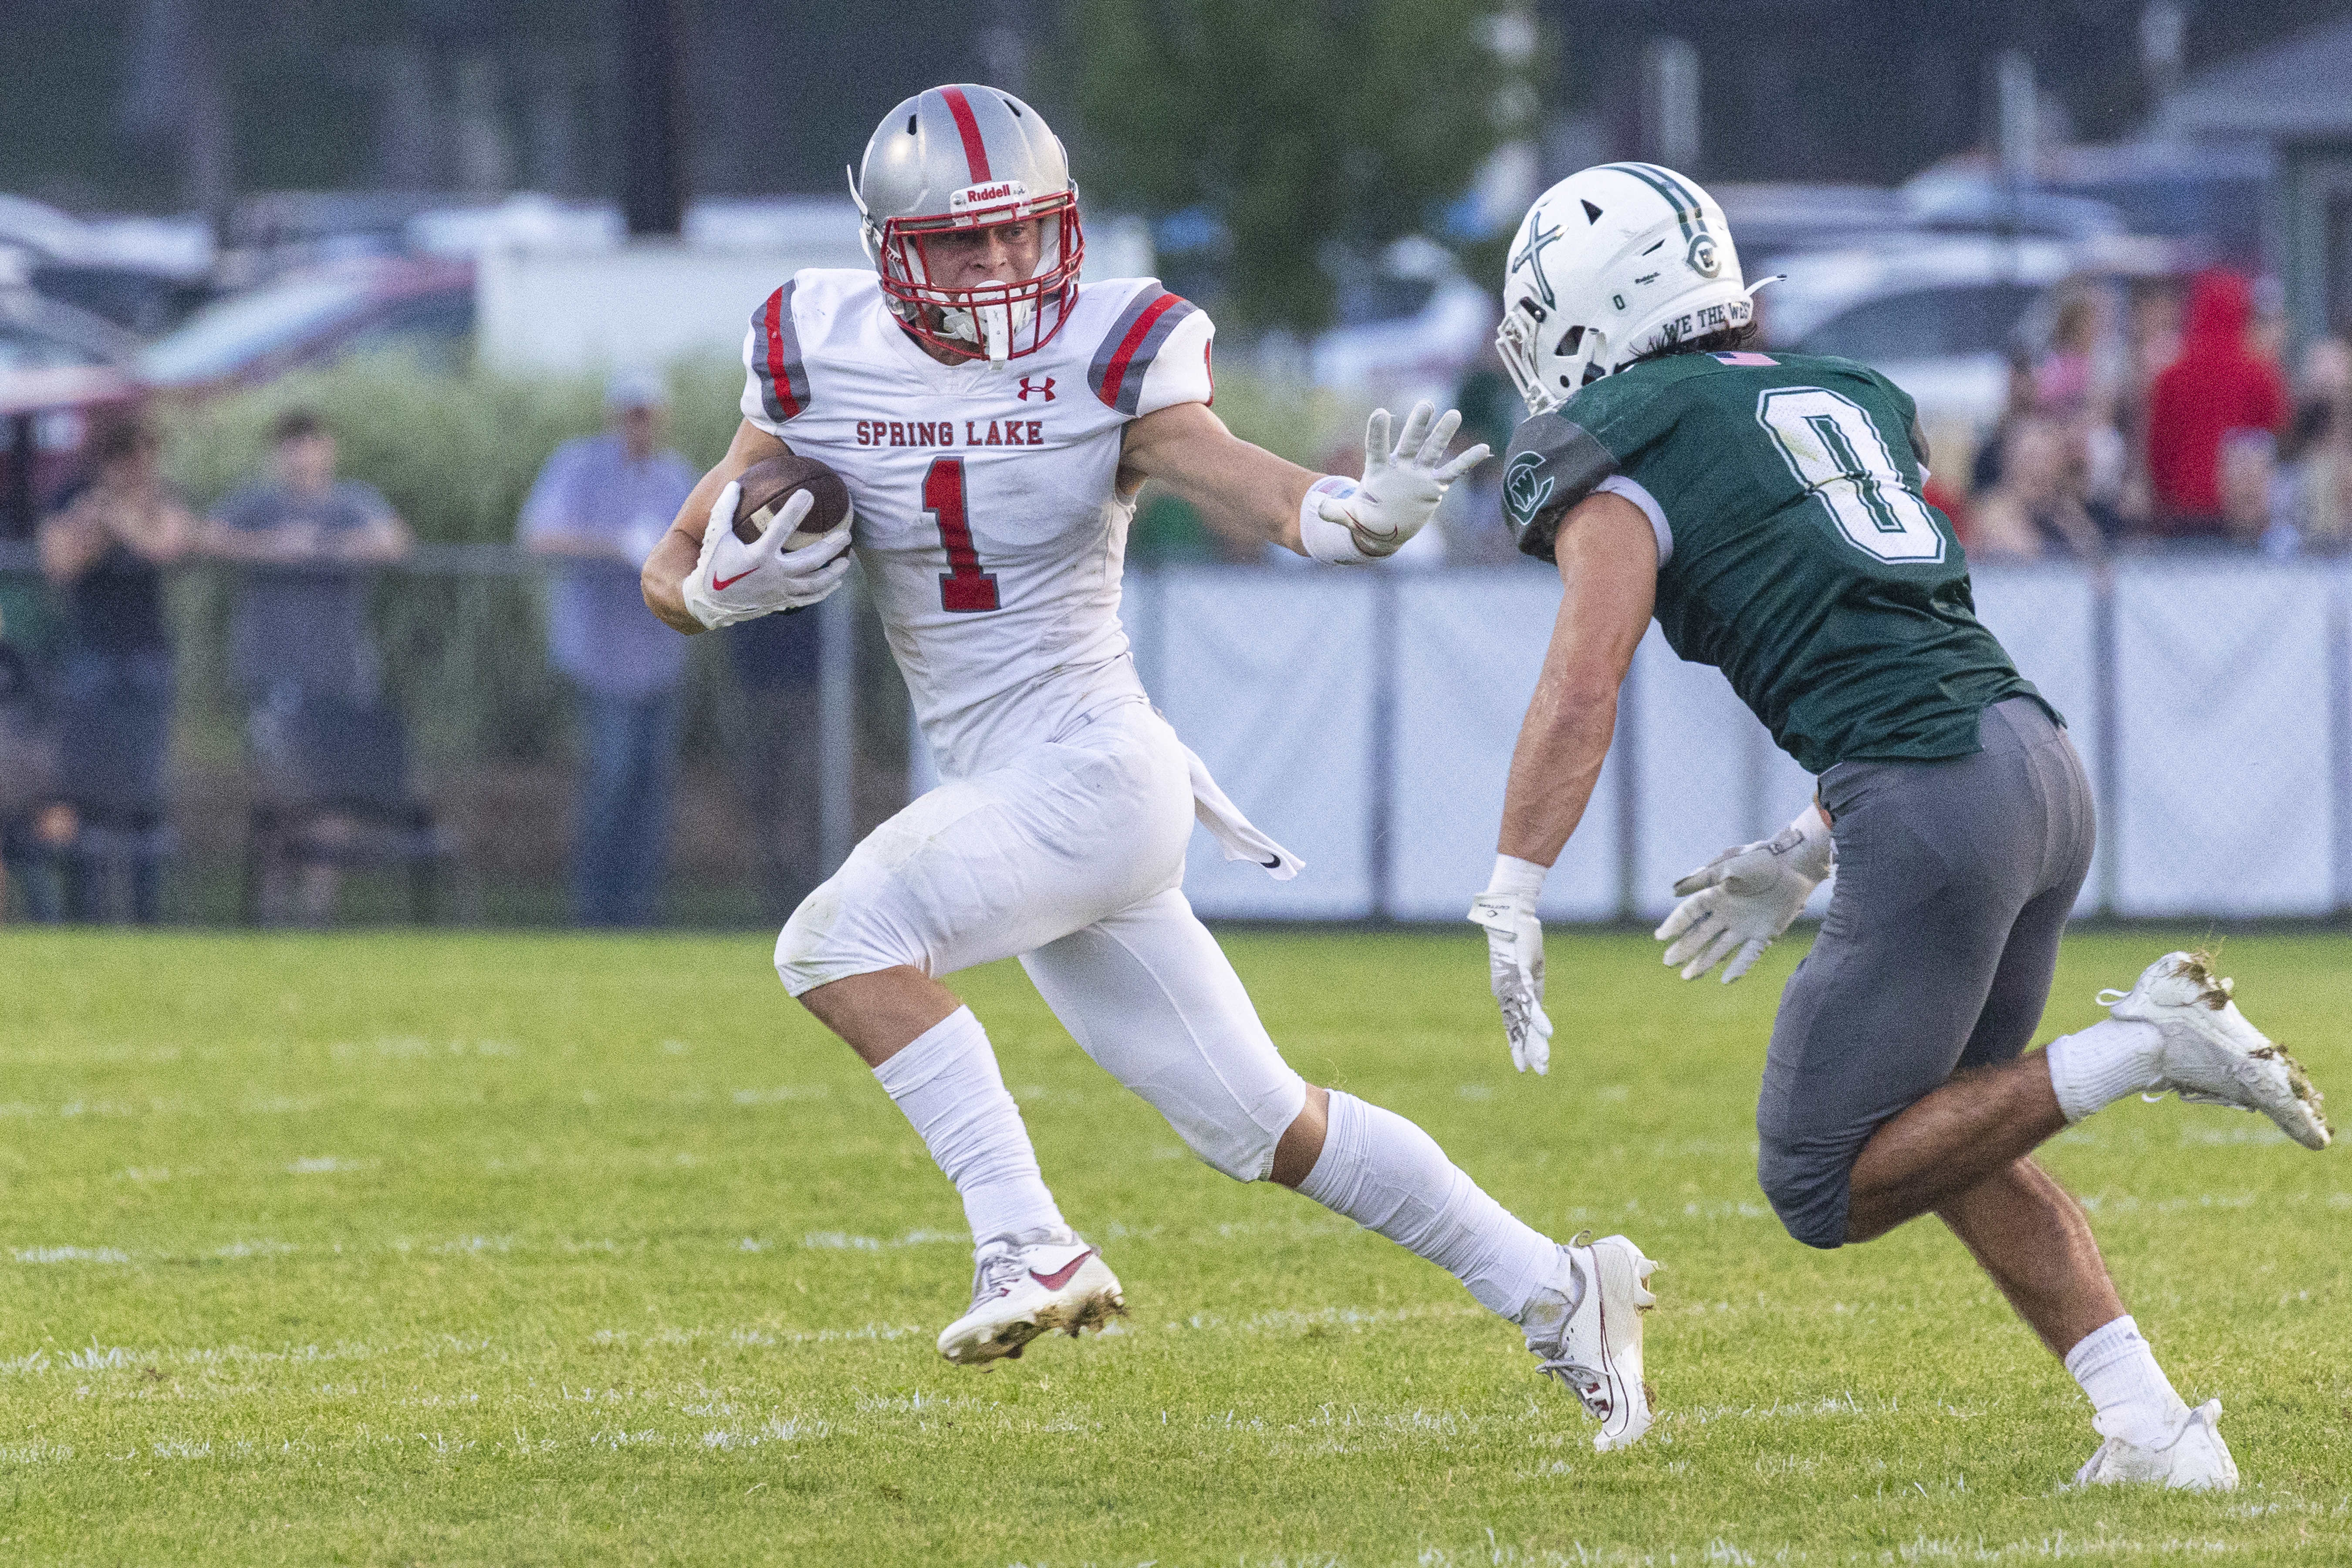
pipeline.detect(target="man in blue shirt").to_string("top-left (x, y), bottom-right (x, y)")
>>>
top-left (522, 371), bottom-right (698, 926)
top-left (203, 409), bottom-right (414, 926)
top-left (205, 409), bottom-right (411, 707)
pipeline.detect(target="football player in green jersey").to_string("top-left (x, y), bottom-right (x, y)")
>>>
top-left (1467, 162), bottom-right (2332, 1490)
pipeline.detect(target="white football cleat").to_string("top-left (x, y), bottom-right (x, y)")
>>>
top-left (936, 1227), bottom-right (1124, 1368)
top-left (2104, 950), bottom-right (2331, 1150)
top-left (1521, 1233), bottom-right (1659, 1452)
top-left (2075, 1399), bottom-right (2238, 1490)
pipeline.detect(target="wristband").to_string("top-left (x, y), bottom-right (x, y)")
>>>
top-left (1300, 476), bottom-right (1372, 564)
top-left (1486, 853), bottom-right (1548, 900)
top-left (1778, 804), bottom-right (1834, 882)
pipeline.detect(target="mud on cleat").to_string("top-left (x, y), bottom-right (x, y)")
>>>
top-left (2103, 950), bottom-right (2332, 1150)
top-left (2075, 1398), bottom-right (2238, 1490)
top-left (936, 1227), bottom-right (1125, 1368)
top-left (1521, 1233), bottom-right (1659, 1452)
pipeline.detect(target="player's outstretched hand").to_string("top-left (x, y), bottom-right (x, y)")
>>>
top-left (1318, 401), bottom-right (1491, 557)
top-left (1654, 814), bottom-right (1833, 983)
top-left (1468, 889), bottom-right (1553, 1074)
top-left (682, 482), bottom-right (854, 630)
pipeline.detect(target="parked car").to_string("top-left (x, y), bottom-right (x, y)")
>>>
top-left (0, 257), bottom-right (141, 537)
top-left (1312, 236), bottom-right (1496, 412)
top-left (139, 257), bottom-right (475, 392)
top-left (1755, 233), bottom-right (2175, 434)
top-left (0, 193), bottom-right (216, 336)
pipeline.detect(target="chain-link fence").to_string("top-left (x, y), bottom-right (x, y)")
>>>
top-left (0, 549), bottom-right (909, 926)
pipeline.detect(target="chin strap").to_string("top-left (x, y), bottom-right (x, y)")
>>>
top-left (936, 299), bottom-right (1032, 367)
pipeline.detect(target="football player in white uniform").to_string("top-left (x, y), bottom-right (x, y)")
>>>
top-left (642, 84), bottom-right (1660, 1449)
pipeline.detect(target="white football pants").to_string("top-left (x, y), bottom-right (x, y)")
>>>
top-left (776, 700), bottom-right (1309, 1180)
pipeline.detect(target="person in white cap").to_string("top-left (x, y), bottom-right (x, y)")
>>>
top-left (523, 369), bottom-right (699, 926)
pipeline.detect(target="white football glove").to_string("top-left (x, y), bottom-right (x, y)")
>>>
top-left (681, 482), bottom-right (854, 630)
top-left (1654, 808), bottom-right (1835, 983)
top-left (1468, 887), bottom-right (1552, 1075)
top-left (1303, 401), bottom-right (1490, 562)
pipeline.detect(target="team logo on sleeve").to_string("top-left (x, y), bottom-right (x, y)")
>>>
top-left (1502, 452), bottom-right (1554, 535)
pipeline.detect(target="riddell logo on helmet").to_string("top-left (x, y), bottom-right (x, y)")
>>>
top-left (950, 180), bottom-right (1030, 215)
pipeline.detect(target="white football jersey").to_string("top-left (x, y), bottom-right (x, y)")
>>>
top-left (740, 268), bottom-right (1216, 780)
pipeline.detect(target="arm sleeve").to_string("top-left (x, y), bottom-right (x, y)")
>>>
top-left (1499, 409), bottom-right (1621, 562)
top-left (210, 485), bottom-right (266, 531)
top-left (517, 442), bottom-right (583, 541)
top-left (345, 482), bottom-right (396, 523)
top-left (741, 275), bottom-right (812, 438)
top-left (1086, 282), bottom-right (1210, 417)
top-left (1131, 305), bottom-right (1215, 417)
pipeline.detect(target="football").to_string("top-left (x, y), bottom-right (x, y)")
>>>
top-left (731, 451), bottom-right (852, 547)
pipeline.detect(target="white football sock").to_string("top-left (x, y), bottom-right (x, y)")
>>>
top-left (2044, 1019), bottom-right (2166, 1122)
top-left (871, 1006), bottom-right (1065, 1244)
top-left (2066, 1314), bottom-right (2189, 1449)
top-left (1298, 1090), bottom-right (1558, 1322)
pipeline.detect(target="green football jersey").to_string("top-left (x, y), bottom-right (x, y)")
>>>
top-left (1499, 348), bottom-right (2054, 775)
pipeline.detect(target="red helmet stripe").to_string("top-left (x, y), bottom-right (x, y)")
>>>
top-left (939, 87), bottom-right (993, 183)
top-left (1092, 291), bottom-right (1183, 412)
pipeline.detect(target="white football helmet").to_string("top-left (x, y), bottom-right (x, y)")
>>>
top-left (1496, 163), bottom-right (1772, 415)
top-left (848, 84), bottom-right (1084, 366)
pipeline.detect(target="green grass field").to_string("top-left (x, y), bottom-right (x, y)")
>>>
top-left (1, 926), bottom-right (2346, 1565)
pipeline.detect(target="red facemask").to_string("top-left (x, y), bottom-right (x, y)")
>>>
top-left (874, 188), bottom-right (1085, 365)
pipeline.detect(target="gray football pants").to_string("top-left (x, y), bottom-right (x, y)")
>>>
top-left (1757, 697), bottom-right (2094, 1249)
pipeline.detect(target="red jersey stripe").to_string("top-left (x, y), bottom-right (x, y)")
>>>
top-left (939, 87), bottom-right (993, 184)
top-left (1095, 292), bottom-right (1180, 412)
top-left (764, 287), bottom-right (799, 420)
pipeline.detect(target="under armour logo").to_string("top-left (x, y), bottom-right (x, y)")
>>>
top-left (1018, 376), bottom-right (1055, 402)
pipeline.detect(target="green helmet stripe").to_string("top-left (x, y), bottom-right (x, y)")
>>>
top-left (1599, 162), bottom-right (1707, 243)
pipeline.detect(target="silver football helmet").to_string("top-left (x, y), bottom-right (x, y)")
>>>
top-left (848, 84), bottom-right (1084, 365)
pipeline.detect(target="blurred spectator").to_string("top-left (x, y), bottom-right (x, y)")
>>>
top-left (2112, 281), bottom-right (2183, 528)
top-left (2144, 270), bottom-right (2287, 539)
top-left (32, 413), bottom-right (193, 922)
top-left (1970, 350), bottom-right (2040, 497)
top-left (724, 613), bottom-right (822, 923)
top-left (2217, 430), bottom-right (2293, 555)
top-left (0, 616), bottom-right (58, 922)
top-left (2281, 337), bottom-right (2352, 553)
top-left (1967, 418), bottom-right (2115, 562)
top-left (202, 409), bottom-right (413, 922)
top-left (2034, 288), bottom-right (2107, 421)
top-left (520, 370), bottom-right (695, 927)
top-left (203, 410), bottom-right (412, 703)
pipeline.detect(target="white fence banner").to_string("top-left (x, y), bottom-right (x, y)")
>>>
top-left (2111, 561), bottom-right (2337, 917)
top-left (1388, 571), bottom-right (1622, 921)
top-left (904, 560), bottom-right (2352, 923)
top-left (1147, 568), bottom-right (1379, 918)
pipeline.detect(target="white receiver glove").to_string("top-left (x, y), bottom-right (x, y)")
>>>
top-left (1654, 806), bottom-right (1835, 983)
top-left (1467, 855), bottom-right (1553, 1075)
top-left (1302, 401), bottom-right (1491, 563)
top-left (681, 481), bottom-right (854, 630)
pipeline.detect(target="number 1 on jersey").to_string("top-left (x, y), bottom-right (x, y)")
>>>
top-left (924, 456), bottom-right (999, 612)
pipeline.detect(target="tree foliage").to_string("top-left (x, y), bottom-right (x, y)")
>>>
top-left (1056, 0), bottom-right (1510, 333)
